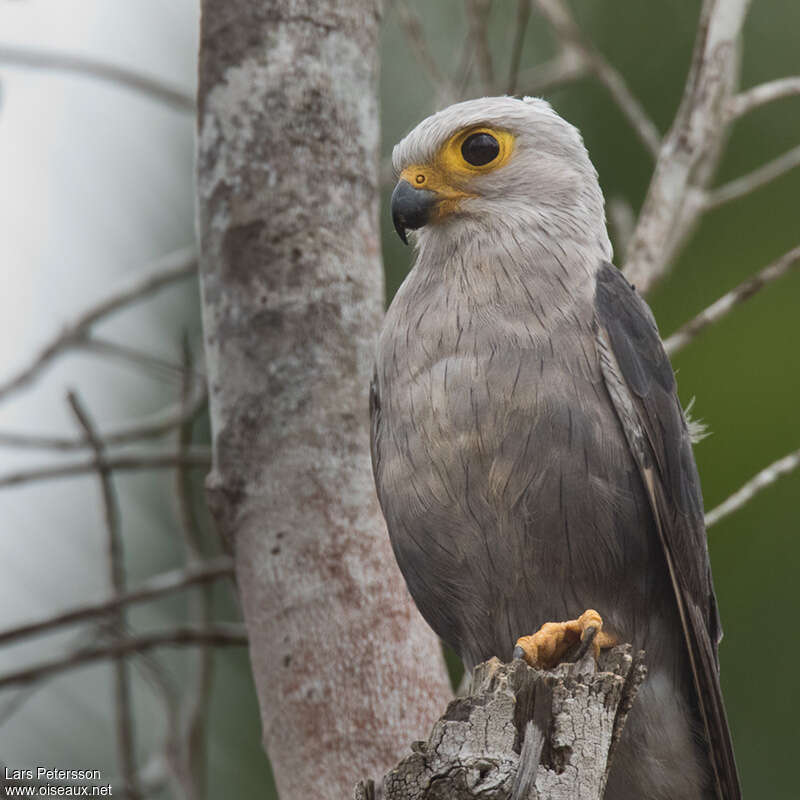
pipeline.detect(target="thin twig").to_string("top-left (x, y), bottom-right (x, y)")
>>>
top-left (176, 339), bottom-right (214, 800)
top-left (131, 652), bottom-right (192, 799)
top-left (0, 44), bottom-right (194, 112)
top-left (0, 628), bottom-right (114, 726)
top-left (0, 624), bottom-right (248, 690)
top-left (80, 338), bottom-right (199, 383)
top-left (703, 143), bottom-right (800, 211)
top-left (664, 246), bottom-right (800, 356)
top-left (68, 391), bottom-right (140, 800)
top-left (0, 449), bottom-right (210, 489)
top-left (506, 0), bottom-right (532, 95)
top-left (0, 557), bottom-right (234, 647)
top-left (533, 0), bottom-right (660, 157)
top-left (706, 447), bottom-right (800, 528)
top-left (465, 0), bottom-right (494, 93)
top-left (727, 76), bottom-right (800, 119)
top-left (392, 0), bottom-right (457, 100)
top-left (0, 246), bottom-right (196, 402)
top-left (0, 381), bottom-right (207, 452)
top-left (453, 25), bottom-right (476, 99)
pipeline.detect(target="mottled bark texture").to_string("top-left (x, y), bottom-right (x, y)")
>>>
top-left (196, 3), bottom-right (453, 799)
top-left (357, 647), bottom-right (646, 800)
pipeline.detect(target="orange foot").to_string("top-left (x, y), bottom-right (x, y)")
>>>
top-left (513, 609), bottom-right (617, 669)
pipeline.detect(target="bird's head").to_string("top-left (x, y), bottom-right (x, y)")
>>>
top-left (390, 96), bottom-right (609, 252)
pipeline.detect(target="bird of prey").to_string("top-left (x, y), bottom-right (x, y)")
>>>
top-left (370, 97), bottom-right (740, 799)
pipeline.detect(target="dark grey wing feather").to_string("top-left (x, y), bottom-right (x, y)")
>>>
top-left (369, 372), bottom-right (381, 484)
top-left (594, 263), bottom-right (740, 800)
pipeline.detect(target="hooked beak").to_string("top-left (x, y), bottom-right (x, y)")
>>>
top-left (391, 179), bottom-right (437, 244)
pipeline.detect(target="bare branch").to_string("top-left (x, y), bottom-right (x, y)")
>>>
top-left (0, 381), bottom-right (207, 452)
top-left (0, 449), bottom-right (211, 489)
top-left (0, 246), bottom-right (197, 402)
top-left (506, 0), bottom-right (532, 94)
top-left (0, 557), bottom-right (234, 647)
top-left (533, 0), bottom-right (661, 157)
top-left (624, 0), bottom-right (752, 294)
top-left (706, 447), bottom-right (800, 528)
top-left (664, 246), bottom-right (800, 356)
top-left (0, 624), bottom-right (247, 690)
top-left (0, 44), bottom-right (194, 112)
top-left (703, 143), bottom-right (800, 211)
top-left (728, 76), bottom-right (800, 119)
top-left (68, 391), bottom-right (140, 800)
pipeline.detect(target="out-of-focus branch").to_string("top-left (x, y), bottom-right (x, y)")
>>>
top-left (703, 143), bottom-right (800, 211)
top-left (0, 448), bottom-right (210, 489)
top-left (532, 0), bottom-right (661, 157)
top-left (68, 391), bottom-right (141, 800)
top-left (0, 246), bottom-right (196, 402)
top-left (80, 337), bottom-right (196, 382)
top-left (0, 624), bottom-right (248, 690)
top-left (0, 557), bottom-right (234, 647)
top-left (392, 0), bottom-right (458, 102)
top-left (506, 0), bottom-right (531, 95)
top-left (0, 381), bottom-right (207, 451)
top-left (0, 44), bottom-right (194, 112)
top-left (706, 447), bottom-right (800, 528)
top-left (515, 46), bottom-right (587, 96)
top-left (465, 0), bottom-right (494, 93)
top-left (664, 246), bottom-right (800, 356)
top-left (727, 76), bottom-right (800, 119)
top-left (129, 653), bottom-right (189, 799)
top-left (624, 0), bottom-right (752, 294)
top-left (175, 341), bottom-right (214, 800)
top-left (608, 196), bottom-right (637, 263)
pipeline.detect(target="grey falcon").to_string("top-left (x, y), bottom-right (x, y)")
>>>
top-left (369, 96), bottom-right (740, 799)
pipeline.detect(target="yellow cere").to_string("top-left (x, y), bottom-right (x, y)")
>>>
top-left (399, 126), bottom-right (516, 220)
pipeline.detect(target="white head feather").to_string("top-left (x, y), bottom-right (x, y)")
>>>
top-left (392, 96), bottom-right (612, 265)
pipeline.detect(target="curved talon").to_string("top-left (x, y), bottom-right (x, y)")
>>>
top-left (514, 608), bottom-right (617, 669)
top-left (573, 624), bottom-right (598, 662)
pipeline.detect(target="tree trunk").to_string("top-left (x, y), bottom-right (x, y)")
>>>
top-left (196, 3), bottom-right (453, 799)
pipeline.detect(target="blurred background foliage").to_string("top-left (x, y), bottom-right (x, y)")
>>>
top-left (0, 1), bottom-right (797, 798)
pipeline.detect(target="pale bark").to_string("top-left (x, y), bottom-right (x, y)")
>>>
top-left (623, 0), bottom-right (752, 294)
top-left (196, 3), bottom-right (453, 800)
top-left (358, 647), bottom-right (646, 800)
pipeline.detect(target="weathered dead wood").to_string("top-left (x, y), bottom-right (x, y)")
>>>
top-left (357, 646), bottom-right (646, 800)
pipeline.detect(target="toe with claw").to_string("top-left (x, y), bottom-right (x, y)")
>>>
top-left (512, 609), bottom-right (616, 669)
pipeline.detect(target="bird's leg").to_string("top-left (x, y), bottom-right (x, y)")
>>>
top-left (512, 609), bottom-right (616, 669)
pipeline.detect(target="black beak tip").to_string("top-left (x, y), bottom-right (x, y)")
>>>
top-left (391, 179), bottom-right (435, 245)
top-left (393, 218), bottom-right (409, 245)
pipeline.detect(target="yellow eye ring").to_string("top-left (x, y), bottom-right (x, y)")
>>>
top-left (415, 173), bottom-right (426, 185)
top-left (441, 126), bottom-right (515, 175)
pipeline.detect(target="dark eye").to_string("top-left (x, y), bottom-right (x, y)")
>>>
top-left (461, 132), bottom-right (500, 166)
